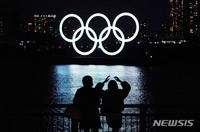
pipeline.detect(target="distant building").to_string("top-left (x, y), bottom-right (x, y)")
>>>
top-left (150, 32), bottom-right (161, 44)
top-left (169, 0), bottom-right (198, 40)
top-left (160, 21), bottom-right (170, 41)
top-left (24, 23), bottom-right (34, 33)
top-left (139, 22), bottom-right (150, 44)
top-left (33, 14), bottom-right (57, 36)
top-left (0, 17), bottom-right (4, 37)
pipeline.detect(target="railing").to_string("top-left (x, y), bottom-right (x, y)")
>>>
top-left (0, 104), bottom-right (200, 132)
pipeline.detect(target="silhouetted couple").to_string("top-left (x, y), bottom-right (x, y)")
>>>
top-left (73, 75), bottom-right (131, 132)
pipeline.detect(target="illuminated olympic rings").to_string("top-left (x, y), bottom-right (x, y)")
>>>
top-left (59, 12), bottom-right (139, 56)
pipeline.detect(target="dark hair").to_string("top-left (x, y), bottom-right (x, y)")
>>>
top-left (108, 80), bottom-right (118, 90)
top-left (82, 75), bottom-right (93, 87)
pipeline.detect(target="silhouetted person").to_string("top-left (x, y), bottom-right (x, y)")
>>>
top-left (100, 76), bottom-right (131, 132)
top-left (73, 76), bottom-right (102, 132)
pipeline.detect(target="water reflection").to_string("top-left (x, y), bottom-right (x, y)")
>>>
top-left (53, 65), bottom-right (151, 104)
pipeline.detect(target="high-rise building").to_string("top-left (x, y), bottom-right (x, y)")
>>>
top-left (33, 14), bottom-right (57, 36)
top-left (169, 0), bottom-right (198, 40)
top-left (23, 23), bottom-right (34, 33)
top-left (139, 22), bottom-right (150, 44)
top-left (0, 17), bottom-right (4, 37)
top-left (160, 21), bottom-right (170, 41)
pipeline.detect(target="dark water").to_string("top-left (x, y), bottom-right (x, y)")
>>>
top-left (1, 60), bottom-right (200, 105)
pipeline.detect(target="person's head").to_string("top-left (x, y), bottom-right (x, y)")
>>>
top-left (108, 80), bottom-right (118, 91)
top-left (82, 75), bottom-right (93, 88)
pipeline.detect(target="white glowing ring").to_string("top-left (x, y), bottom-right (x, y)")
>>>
top-left (59, 14), bottom-right (84, 43)
top-left (99, 27), bottom-right (125, 56)
top-left (113, 12), bottom-right (139, 42)
top-left (59, 12), bottom-right (140, 56)
top-left (72, 27), bottom-right (98, 56)
top-left (85, 13), bottom-right (111, 42)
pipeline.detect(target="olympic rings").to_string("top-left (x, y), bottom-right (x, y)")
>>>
top-left (59, 12), bottom-right (139, 56)
top-left (99, 27), bottom-right (125, 56)
top-left (59, 14), bottom-right (84, 43)
top-left (72, 27), bottom-right (98, 56)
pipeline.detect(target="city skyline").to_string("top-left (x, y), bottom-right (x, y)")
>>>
top-left (0, 0), bottom-right (170, 33)
top-left (1, 0), bottom-right (200, 59)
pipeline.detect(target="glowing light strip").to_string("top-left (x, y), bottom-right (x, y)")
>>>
top-left (113, 12), bottom-right (140, 42)
top-left (59, 14), bottom-right (84, 43)
top-left (85, 13), bottom-right (111, 42)
top-left (72, 27), bottom-right (98, 56)
top-left (99, 27), bottom-right (125, 56)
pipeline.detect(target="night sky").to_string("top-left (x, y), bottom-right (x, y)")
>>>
top-left (0, 0), bottom-right (175, 32)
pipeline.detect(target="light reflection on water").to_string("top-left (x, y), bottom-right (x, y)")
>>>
top-left (1, 61), bottom-right (200, 105)
top-left (52, 65), bottom-right (151, 104)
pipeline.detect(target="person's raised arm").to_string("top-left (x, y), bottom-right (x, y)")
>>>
top-left (114, 76), bottom-right (131, 98)
top-left (103, 75), bottom-right (110, 84)
top-left (95, 75), bottom-right (110, 89)
top-left (114, 76), bottom-right (122, 83)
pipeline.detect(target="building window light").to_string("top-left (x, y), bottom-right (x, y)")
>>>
top-left (190, 29), bottom-right (193, 33)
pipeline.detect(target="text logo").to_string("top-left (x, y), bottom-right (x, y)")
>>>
top-left (59, 13), bottom-right (139, 56)
top-left (153, 120), bottom-right (194, 127)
